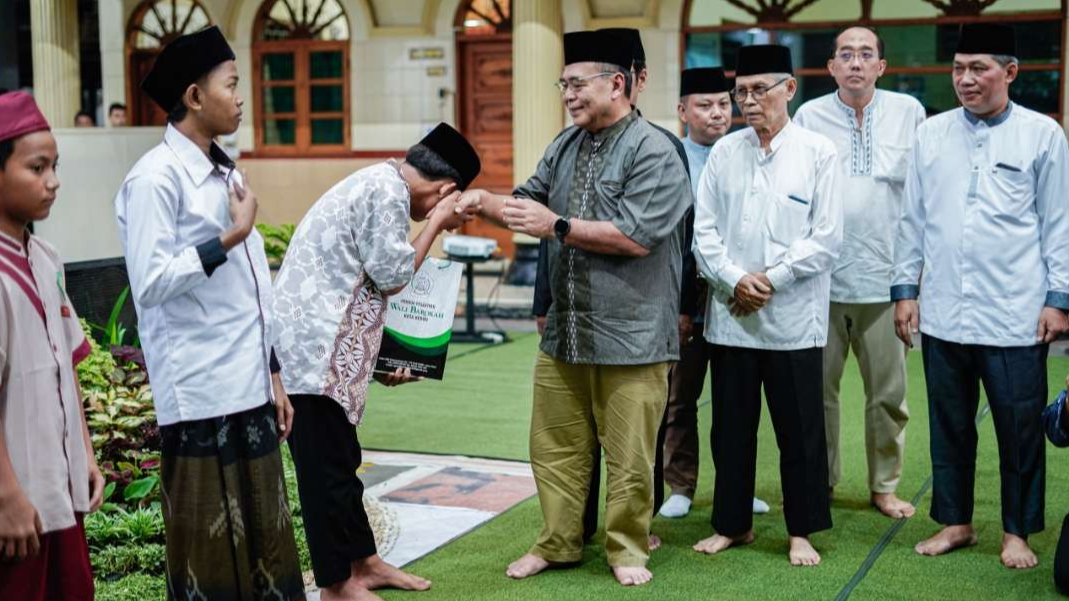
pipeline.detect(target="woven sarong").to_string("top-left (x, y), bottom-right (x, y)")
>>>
top-left (160, 402), bottom-right (305, 601)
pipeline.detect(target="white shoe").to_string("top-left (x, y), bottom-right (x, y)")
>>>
top-left (752, 497), bottom-right (770, 514)
top-left (659, 494), bottom-right (692, 518)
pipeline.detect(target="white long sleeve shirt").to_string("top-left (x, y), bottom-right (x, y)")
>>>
top-left (794, 90), bottom-right (926, 303)
top-left (114, 125), bottom-right (276, 426)
top-left (694, 120), bottom-right (842, 350)
top-left (891, 103), bottom-right (1069, 347)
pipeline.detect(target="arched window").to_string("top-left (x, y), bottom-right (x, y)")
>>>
top-left (253, 0), bottom-right (351, 155)
top-left (126, 0), bottom-right (213, 125)
top-left (458, 0), bottom-right (511, 36)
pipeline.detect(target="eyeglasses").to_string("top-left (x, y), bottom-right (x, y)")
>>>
top-left (554, 72), bottom-right (617, 94)
top-left (730, 77), bottom-right (790, 103)
top-left (835, 50), bottom-right (878, 63)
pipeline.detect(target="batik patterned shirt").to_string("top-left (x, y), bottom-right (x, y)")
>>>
top-left (273, 160), bottom-right (415, 425)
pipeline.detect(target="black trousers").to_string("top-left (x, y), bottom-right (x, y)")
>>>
top-left (1055, 513), bottom-right (1069, 594)
top-left (710, 345), bottom-right (831, 538)
top-left (287, 394), bottom-right (377, 588)
top-left (921, 335), bottom-right (1047, 536)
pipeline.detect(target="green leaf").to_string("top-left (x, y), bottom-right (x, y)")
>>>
top-left (106, 287), bottom-right (131, 346)
top-left (123, 476), bottom-right (159, 502)
top-left (103, 481), bottom-right (116, 502)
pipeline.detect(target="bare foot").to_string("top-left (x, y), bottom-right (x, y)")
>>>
top-left (789, 536), bottom-right (821, 566)
top-left (506, 553), bottom-right (551, 579)
top-left (693, 531), bottom-right (755, 555)
top-left (321, 577), bottom-right (384, 601)
top-left (352, 554), bottom-right (430, 591)
top-left (871, 492), bottom-right (916, 519)
top-left (648, 534), bottom-right (661, 552)
top-left (915, 525), bottom-right (978, 556)
top-left (1001, 533), bottom-right (1038, 569)
top-left (612, 566), bottom-right (653, 586)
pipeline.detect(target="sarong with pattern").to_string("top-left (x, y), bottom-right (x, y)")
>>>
top-left (159, 402), bottom-right (305, 601)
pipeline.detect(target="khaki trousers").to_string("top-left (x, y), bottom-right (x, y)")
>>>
top-left (823, 302), bottom-right (909, 493)
top-left (529, 352), bottom-right (669, 567)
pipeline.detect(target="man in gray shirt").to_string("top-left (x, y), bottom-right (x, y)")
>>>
top-left (460, 29), bottom-right (690, 587)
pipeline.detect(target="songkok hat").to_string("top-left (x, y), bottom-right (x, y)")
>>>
top-left (680, 67), bottom-right (731, 96)
top-left (418, 123), bottom-right (481, 190)
top-left (563, 31), bottom-right (633, 70)
top-left (0, 92), bottom-right (51, 144)
top-left (735, 44), bottom-right (794, 77)
top-left (141, 26), bottom-right (236, 111)
top-left (955, 23), bottom-right (1016, 57)
top-left (598, 28), bottom-right (645, 66)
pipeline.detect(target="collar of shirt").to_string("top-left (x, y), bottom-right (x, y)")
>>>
top-left (962, 101), bottom-right (1014, 127)
top-left (164, 124), bottom-right (236, 187)
top-left (745, 119), bottom-right (795, 161)
top-left (0, 228), bottom-right (27, 256)
top-left (386, 159), bottom-right (411, 196)
top-left (590, 110), bottom-right (637, 144)
top-left (833, 88), bottom-right (880, 121)
top-left (682, 134), bottom-right (712, 154)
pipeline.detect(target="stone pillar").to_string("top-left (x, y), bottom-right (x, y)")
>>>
top-left (512, 0), bottom-right (563, 186)
top-left (30, 0), bottom-right (81, 127)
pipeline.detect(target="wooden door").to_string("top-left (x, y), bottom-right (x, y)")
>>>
top-left (129, 51), bottom-right (167, 126)
top-left (457, 36), bottom-right (515, 257)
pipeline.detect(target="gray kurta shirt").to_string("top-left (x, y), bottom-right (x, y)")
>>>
top-left (514, 111), bottom-right (691, 365)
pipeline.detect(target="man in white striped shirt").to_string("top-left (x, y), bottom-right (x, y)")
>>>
top-left (794, 26), bottom-right (925, 520)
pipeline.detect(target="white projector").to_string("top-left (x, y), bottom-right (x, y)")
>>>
top-left (443, 235), bottom-right (498, 258)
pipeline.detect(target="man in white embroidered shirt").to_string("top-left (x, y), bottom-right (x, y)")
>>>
top-left (794, 27), bottom-right (925, 520)
top-left (114, 27), bottom-right (304, 600)
top-left (273, 123), bottom-right (477, 601)
top-left (692, 44), bottom-right (841, 567)
top-left (892, 23), bottom-right (1069, 570)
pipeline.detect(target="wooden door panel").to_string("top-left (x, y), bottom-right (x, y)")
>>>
top-left (471, 52), bottom-right (512, 94)
top-left (130, 52), bottom-right (167, 126)
top-left (469, 97), bottom-right (512, 137)
top-left (469, 141), bottom-right (512, 188)
top-left (458, 36), bottom-right (514, 257)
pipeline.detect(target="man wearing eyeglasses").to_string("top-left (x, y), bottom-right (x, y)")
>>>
top-left (459, 30), bottom-right (691, 587)
top-left (692, 45), bottom-right (841, 566)
top-left (571, 26), bottom-right (705, 552)
top-left (793, 27), bottom-right (925, 521)
top-left (659, 66), bottom-right (771, 520)
top-left (893, 23), bottom-right (1069, 569)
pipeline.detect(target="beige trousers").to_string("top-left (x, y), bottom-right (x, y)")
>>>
top-left (823, 302), bottom-right (909, 493)
top-left (528, 352), bottom-right (669, 567)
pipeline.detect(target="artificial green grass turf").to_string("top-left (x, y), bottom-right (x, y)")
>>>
top-left (358, 334), bottom-right (1069, 601)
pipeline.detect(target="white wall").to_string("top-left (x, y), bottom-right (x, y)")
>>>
top-left (38, 128), bottom-right (163, 262)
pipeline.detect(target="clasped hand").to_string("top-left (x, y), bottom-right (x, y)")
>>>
top-left (730, 273), bottom-right (773, 317)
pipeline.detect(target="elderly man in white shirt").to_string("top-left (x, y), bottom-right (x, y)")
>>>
top-left (114, 27), bottom-right (305, 599)
top-left (794, 27), bottom-right (925, 520)
top-left (692, 44), bottom-right (841, 567)
top-left (892, 23), bottom-right (1069, 570)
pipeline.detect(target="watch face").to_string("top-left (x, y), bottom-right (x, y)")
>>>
top-left (555, 218), bottom-right (569, 235)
